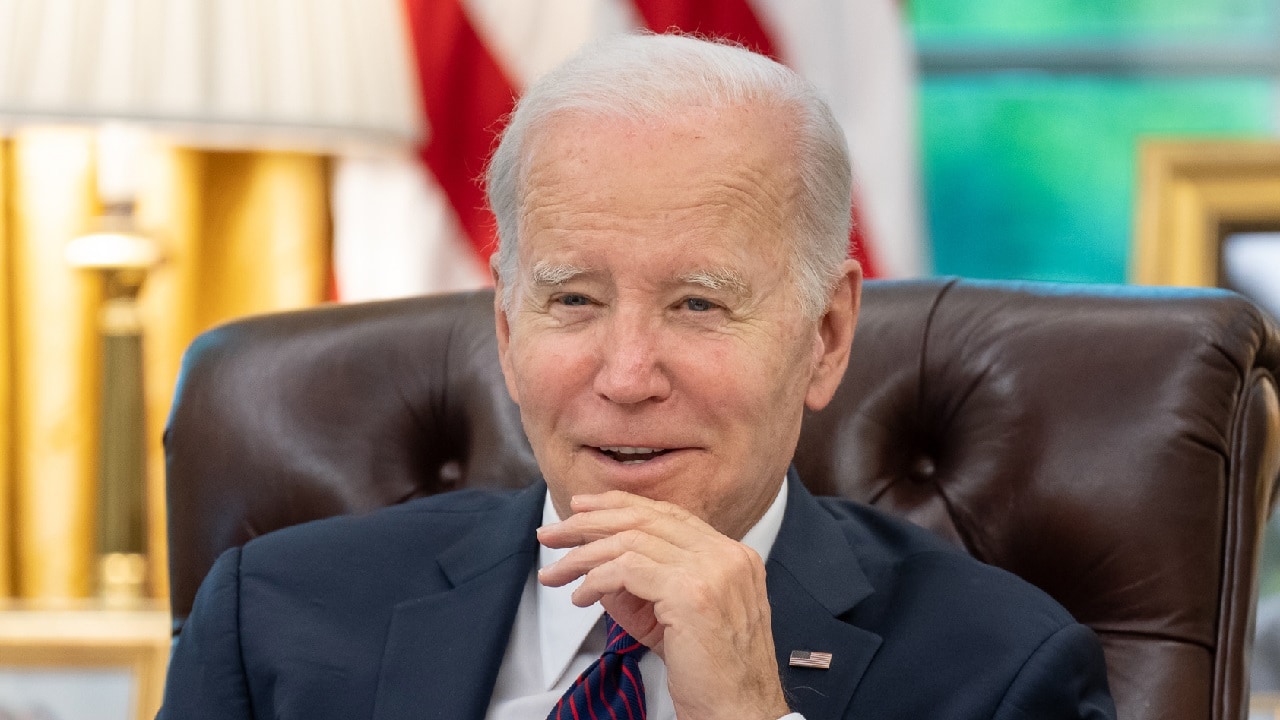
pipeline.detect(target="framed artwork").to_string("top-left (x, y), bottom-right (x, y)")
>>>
top-left (1132, 139), bottom-right (1280, 318)
top-left (0, 604), bottom-right (169, 720)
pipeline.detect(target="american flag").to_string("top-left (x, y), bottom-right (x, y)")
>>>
top-left (333, 0), bottom-right (926, 301)
top-left (790, 649), bottom-right (835, 669)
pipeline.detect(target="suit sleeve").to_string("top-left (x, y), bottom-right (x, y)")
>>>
top-left (156, 547), bottom-right (256, 720)
top-left (992, 622), bottom-right (1117, 720)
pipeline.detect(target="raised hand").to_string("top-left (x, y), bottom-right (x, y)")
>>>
top-left (538, 491), bottom-right (792, 720)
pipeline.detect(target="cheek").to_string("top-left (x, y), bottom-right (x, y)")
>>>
top-left (508, 336), bottom-right (592, 417)
top-left (771, 323), bottom-right (821, 393)
top-left (673, 349), bottom-right (792, 450)
top-left (704, 331), bottom-right (812, 407)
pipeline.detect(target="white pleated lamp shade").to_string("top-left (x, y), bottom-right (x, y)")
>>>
top-left (0, 0), bottom-right (425, 152)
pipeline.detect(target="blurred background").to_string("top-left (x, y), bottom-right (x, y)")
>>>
top-left (917, 0), bottom-right (1279, 284)
top-left (0, 0), bottom-right (1277, 695)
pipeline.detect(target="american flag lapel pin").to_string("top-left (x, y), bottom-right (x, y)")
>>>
top-left (789, 650), bottom-right (833, 670)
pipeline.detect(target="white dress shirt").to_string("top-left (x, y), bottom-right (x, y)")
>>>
top-left (485, 481), bottom-right (805, 720)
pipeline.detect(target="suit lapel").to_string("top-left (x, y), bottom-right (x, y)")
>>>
top-left (767, 472), bottom-right (882, 719)
top-left (365, 474), bottom-right (882, 719)
top-left (372, 483), bottom-right (544, 720)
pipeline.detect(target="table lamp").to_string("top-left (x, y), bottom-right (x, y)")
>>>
top-left (0, 0), bottom-right (423, 602)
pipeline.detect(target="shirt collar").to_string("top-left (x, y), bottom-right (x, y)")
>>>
top-left (535, 480), bottom-right (790, 688)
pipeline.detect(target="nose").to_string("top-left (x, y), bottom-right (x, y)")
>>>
top-left (592, 310), bottom-right (671, 404)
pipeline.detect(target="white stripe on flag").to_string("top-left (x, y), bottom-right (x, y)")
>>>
top-left (333, 154), bottom-right (489, 301)
top-left (463, 0), bottom-right (639, 89)
top-left (331, 0), bottom-right (926, 300)
top-left (751, 0), bottom-right (927, 277)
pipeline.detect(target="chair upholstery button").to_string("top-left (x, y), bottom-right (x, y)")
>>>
top-left (909, 456), bottom-right (936, 482)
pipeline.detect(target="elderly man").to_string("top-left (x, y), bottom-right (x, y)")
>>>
top-left (159, 34), bottom-right (1115, 720)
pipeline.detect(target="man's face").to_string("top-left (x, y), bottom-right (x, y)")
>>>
top-left (494, 105), bottom-right (856, 539)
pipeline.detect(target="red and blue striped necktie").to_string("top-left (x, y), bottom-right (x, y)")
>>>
top-left (549, 613), bottom-right (648, 720)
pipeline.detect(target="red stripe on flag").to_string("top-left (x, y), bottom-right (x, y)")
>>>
top-left (850, 195), bottom-right (880, 278)
top-left (631, 0), bottom-right (882, 277)
top-left (401, 0), bottom-right (517, 264)
top-left (632, 0), bottom-right (778, 59)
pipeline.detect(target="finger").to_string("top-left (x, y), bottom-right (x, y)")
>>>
top-left (601, 591), bottom-right (663, 650)
top-left (569, 551), bottom-right (673, 611)
top-left (538, 529), bottom-right (683, 587)
top-left (574, 540), bottom-right (769, 622)
top-left (536, 506), bottom-right (672, 548)
top-left (568, 490), bottom-right (675, 513)
top-left (538, 502), bottom-right (715, 550)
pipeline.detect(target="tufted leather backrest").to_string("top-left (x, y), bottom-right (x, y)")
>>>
top-left (166, 278), bottom-right (1280, 720)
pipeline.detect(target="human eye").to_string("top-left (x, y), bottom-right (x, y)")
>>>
top-left (682, 297), bottom-right (719, 312)
top-left (546, 292), bottom-right (601, 324)
top-left (554, 292), bottom-right (593, 307)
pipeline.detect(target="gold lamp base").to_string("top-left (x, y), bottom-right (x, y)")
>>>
top-left (99, 552), bottom-right (147, 607)
top-left (68, 208), bottom-right (161, 607)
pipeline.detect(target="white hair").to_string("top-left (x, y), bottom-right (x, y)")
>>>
top-left (485, 32), bottom-right (854, 319)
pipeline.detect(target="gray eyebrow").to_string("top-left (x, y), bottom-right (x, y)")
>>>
top-left (527, 262), bottom-right (749, 297)
top-left (678, 267), bottom-right (750, 296)
top-left (530, 261), bottom-right (590, 287)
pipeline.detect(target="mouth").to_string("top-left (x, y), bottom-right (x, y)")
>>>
top-left (593, 446), bottom-right (674, 464)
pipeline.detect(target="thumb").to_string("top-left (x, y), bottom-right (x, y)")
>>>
top-left (602, 592), bottom-right (664, 651)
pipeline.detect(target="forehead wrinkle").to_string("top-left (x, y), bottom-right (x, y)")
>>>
top-left (708, 167), bottom-right (794, 231)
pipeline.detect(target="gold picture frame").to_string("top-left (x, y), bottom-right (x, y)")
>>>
top-left (1255, 693), bottom-right (1280, 720)
top-left (0, 603), bottom-right (169, 720)
top-left (1133, 139), bottom-right (1280, 287)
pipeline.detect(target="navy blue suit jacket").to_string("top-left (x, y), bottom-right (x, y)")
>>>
top-left (158, 473), bottom-right (1116, 719)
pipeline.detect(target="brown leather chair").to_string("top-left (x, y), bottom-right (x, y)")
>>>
top-left (165, 278), bottom-right (1280, 720)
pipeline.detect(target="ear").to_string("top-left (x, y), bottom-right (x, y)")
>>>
top-left (804, 259), bottom-right (862, 412)
top-left (492, 262), bottom-right (521, 406)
